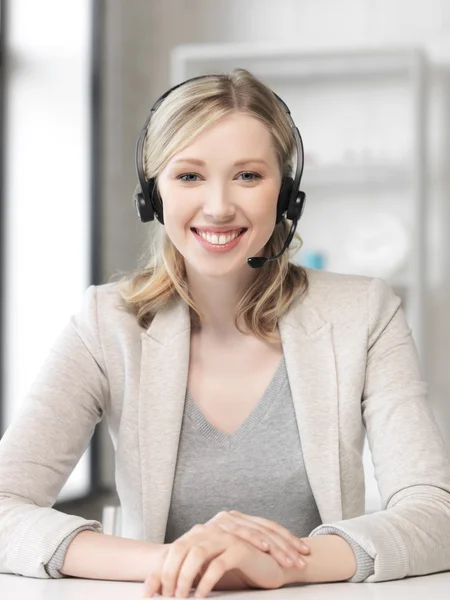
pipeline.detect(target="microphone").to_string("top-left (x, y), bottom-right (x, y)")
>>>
top-left (247, 216), bottom-right (299, 269)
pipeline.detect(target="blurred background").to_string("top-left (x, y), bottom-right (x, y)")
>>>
top-left (1, 0), bottom-right (450, 527)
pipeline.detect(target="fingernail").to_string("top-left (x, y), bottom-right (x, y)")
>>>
top-left (297, 556), bottom-right (306, 567)
top-left (261, 540), bottom-right (270, 549)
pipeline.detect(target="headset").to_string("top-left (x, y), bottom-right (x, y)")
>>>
top-left (134, 74), bottom-right (306, 269)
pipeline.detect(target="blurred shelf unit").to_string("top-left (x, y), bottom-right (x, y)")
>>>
top-left (305, 162), bottom-right (412, 188)
top-left (171, 44), bottom-right (428, 363)
top-left (171, 44), bottom-right (422, 82)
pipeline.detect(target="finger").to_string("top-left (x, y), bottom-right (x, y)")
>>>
top-left (208, 512), bottom-right (307, 568)
top-left (215, 521), bottom-right (297, 569)
top-left (209, 512), bottom-right (279, 554)
top-left (142, 548), bottom-right (167, 598)
top-left (229, 510), bottom-right (310, 553)
top-left (194, 548), bottom-right (240, 599)
top-left (223, 515), bottom-right (303, 566)
top-left (142, 572), bottom-right (160, 598)
top-left (174, 542), bottom-right (223, 598)
top-left (160, 537), bottom-right (195, 598)
top-left (214, 520), bottom-right (269, 553)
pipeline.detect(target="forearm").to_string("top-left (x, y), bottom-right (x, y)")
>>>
top-left (60, 530), bottom-right (163, 581)
top-left (282, 534), bottom-right (357, 585)
top-left (215, 535), bottom-right (357, 591)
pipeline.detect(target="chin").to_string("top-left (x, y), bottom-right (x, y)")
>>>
top-left (186, 256), bottom-right (250, 279)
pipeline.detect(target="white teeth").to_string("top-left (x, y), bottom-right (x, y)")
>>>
top-left (196, 229), bottom-right (242, 245)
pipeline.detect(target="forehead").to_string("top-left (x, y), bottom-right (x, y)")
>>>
top-left (171, 112), bottom-right (278, 165)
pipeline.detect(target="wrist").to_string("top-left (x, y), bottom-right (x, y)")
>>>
top-left (282, 535), bottom-right (357, 586)
top-left (136, 541), bottom-right (168, 582)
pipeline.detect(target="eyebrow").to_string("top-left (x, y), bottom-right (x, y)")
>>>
top-left (171, 158), bottom-right (269, 167)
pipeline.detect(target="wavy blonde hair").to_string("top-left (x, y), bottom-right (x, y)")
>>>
top-left (117, 68), bottom-right (309, 343)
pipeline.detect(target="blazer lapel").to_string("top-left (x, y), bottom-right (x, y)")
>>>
top-left (138, 296), bottom-right (192, 544)
top-left (138, 293), bottom-right (343, 544)
top-left (278, 295), bottom-right (343, 524)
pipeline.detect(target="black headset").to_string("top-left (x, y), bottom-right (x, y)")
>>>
top-left (134, 74), bottom-right (307, 269)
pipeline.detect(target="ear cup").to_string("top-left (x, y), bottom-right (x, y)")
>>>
top-left (135, 178), bottom-right (164, 224)
top-left (286, 190), bottom-right (306, 221)
top-left (276, 177), bottom-right (294, 224)
top-left (134, 191), bottom-right (154, 223)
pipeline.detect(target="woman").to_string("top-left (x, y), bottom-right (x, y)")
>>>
top-left (1, 69), bottom-right (450, 598)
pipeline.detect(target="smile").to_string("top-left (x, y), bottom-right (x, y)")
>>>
top-left (191, 228), bottom-right (247, 252)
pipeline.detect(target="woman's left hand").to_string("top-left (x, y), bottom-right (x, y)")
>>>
top-left (205, 509), bottom-right (310, 569)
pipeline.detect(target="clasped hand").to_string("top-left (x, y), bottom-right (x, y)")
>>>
top-left (142, 510), bottom-right (310, 598)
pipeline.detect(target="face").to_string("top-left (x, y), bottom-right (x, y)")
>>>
top-left (156, 111), bottom-right (282, 279)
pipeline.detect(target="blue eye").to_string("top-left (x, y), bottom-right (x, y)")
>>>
top-left (178, 173), bottom-right (200, 182)
top-left (238, 172), bottom-right (261, 181)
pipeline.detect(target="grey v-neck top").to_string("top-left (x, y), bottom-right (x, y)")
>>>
top-left (164, 355), bottom-right (321, 541)
top-left (45, 354), bottom-right (374, 582)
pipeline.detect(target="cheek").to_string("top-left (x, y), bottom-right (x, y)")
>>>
top-left (162, 212), bottom-right (187, 247)
top-left (158, 188), bottom-right (192, 228)
top-left (159, 196), bottom-right (196, 251)
top-left (250, 187), bottom-right (279, 227)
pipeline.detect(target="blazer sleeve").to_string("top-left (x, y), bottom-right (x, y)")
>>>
top-left (0, 285), bottom-right (108, 578)
top-left (309, 277), bottom-right (450, 582)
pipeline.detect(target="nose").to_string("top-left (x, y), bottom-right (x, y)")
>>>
top-left (202, 181), bottom-right (236, 222)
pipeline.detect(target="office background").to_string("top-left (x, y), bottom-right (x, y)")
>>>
top-left (1, 0), bottom-right (450, 521)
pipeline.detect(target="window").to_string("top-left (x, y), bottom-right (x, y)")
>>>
top-left (2, 0), bottom-right (94, 501)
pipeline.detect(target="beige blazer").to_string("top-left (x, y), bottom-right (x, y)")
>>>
top-left (1, 267), bottom-right (450, 582)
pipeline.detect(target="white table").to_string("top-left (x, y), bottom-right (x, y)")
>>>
top-left (1, 572), bottom-right (450, 599)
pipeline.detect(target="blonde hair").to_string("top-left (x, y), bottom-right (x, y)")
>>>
top-left (117, 68), bottom-right (309, 343)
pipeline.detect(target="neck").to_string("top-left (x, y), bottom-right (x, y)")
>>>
top-left (185, 263), bottom-right (258, 340)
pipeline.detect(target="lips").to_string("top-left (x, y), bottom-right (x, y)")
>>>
top-left (191, 227), bottom-right (247, 252)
